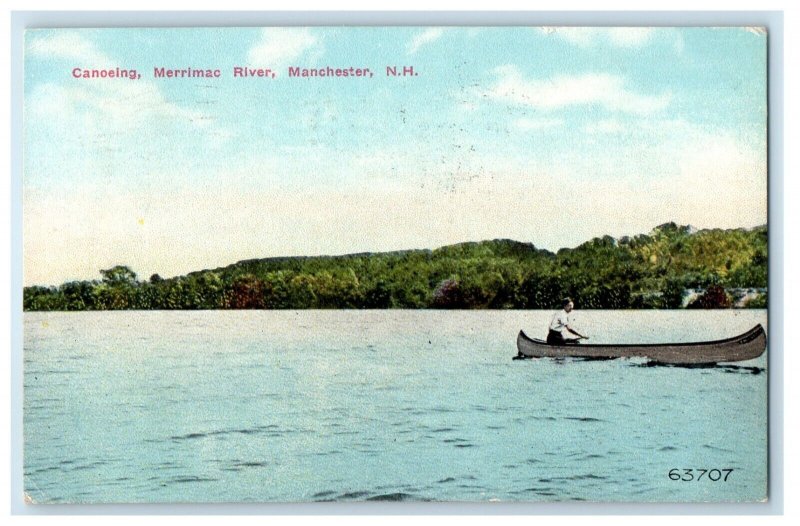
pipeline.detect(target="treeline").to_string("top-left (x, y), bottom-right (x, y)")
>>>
top-left (23, 223), bottom-right (768, 311)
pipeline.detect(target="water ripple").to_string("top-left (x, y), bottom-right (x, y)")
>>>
top-left (336, 491), bottom-right (370, 500)
top-left (311, 490), bottom-right (337, 498)
top-left (366, 492), bottom-right (419, 501)
top-left (23, 310), bottom-right (768, 503)
top-left (703, 444), bottom-right (734, 453)
top-left (168, 476), bottom-right (219, 484)
top-left (168, 424), bottom-right (286, 442)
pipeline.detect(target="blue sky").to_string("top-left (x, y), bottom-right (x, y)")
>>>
top-left (23, 27), bottom-right (767, 285)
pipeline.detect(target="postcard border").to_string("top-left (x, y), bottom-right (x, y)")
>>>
top-left (8, 9), bottom-right (785, 516)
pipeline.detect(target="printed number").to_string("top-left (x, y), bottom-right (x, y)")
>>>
top-left (669, 469), bottom-right (733, 482)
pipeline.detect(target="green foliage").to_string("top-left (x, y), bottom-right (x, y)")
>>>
top-left (100, 265), bottom-right (138, 286)
top-left (23, 225), bottom-right (768, 311)
top-left (744, 292), bottom-right (768, 308)
top-left (661, 277), bottom-right (686, 309)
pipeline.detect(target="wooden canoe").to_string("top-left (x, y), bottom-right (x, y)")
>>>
top-left (516, 324), bottom-right (766, 365)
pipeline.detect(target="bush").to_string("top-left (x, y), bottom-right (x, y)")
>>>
top-left (687, 285), bottom-right (732, 309)
top-left (743, 293), bottom-right (767, 308)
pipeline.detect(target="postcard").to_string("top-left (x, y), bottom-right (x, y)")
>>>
top-left (22, 26), bottom-right (768, 504)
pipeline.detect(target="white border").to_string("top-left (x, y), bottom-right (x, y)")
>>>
top-left (4, 3), bottom-right (794, 521)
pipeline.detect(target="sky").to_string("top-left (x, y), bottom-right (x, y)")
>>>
top-left (23, 27), bottom-right (767, 286)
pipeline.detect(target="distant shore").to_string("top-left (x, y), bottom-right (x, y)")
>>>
top-left (23, 223), bottom-right (767, 311)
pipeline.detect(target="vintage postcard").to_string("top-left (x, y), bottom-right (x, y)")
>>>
top-left (22, 27), bottom-right (768, 504)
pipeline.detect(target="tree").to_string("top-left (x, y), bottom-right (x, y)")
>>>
top-left (263, 271), bottom-right (293, 309)
top-left (519, 274), bottom-right (564, 309)
top-left (228, 274), bottom-right (266, 309)
top-left (687, 285), bottom-right (732, 309)
top-left (59, 281), bottom-right (96, 310)
top-left (23, 286), bottom-right (63, 311)
top-left (21, 224), bottom-right (769, 311)
top-left (661, 277), bottom-right (686, 308)
top-left (287, 275), bottom-right (316, 309)
top-left (100, 265), bottom-right (138, 286)
top-left (431, 279), bottom-right (465, 308)
top-left (363, 280), bottom-right (392, 308)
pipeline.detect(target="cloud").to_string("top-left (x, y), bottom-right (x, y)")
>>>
top-left (24, 30), bottom-right (232, 203)
top-left (514, 117), bottom-right (564, 131)
top-left (27, 31), bottom-right (112, 64)
top-left (28, 80), bottom-right (205, 135)
top-left (26, 32), bottom-right (207, 133)
top-left (607, 28), bottom-right (655, 47)
top-left (407, 28), bottom-right (445, 55)
top-left (538, 27), bottom-right (655, 48)
top-left (583, 119), bottom-right (630, 135)
top-left (583, 118), bottom-right (624, 134)
top-left (486, 66), bottom-right (671, 115)
top-left (247, 28), bottom-right (321, 67)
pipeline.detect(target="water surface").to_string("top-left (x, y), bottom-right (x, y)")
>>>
top-left (23, 310), bottom-right (768, 503)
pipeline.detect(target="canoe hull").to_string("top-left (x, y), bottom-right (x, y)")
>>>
top-left (516, 325), bottom-right (766, 365)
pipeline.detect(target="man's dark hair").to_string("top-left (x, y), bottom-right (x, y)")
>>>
top-left (561, 297), bottom-right (573, 308)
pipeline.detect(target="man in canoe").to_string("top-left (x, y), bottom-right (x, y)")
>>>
top-left (547, 298), bottom-right (589, 345)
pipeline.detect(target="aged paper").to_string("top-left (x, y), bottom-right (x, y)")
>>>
top-left (23, 27), bottom-right (768, 504)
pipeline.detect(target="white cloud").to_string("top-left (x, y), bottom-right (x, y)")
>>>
top-left (247, 28), bottom-right (321, 67)
top-left (608, 28), bottom-right (654, 47)
top-left (28, 80), bottom-right (205, 135)
top-left (583, 119), bottom-right (625, 134)
top-left (26, 32), bottom-right (208, 134)
top-left (27, 31), bottom-right (112, 65)
top-left (514, 117), bottom-right (564, 131)
top-left (486, 66), bottom-right (671, 115)
top-left (407, 28), bottom-right (445, 55)
top-left (538, 27), bottom-right (655, 48)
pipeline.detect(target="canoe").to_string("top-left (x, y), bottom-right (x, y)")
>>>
top-left (516, 324), bottom-right (766, 365)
